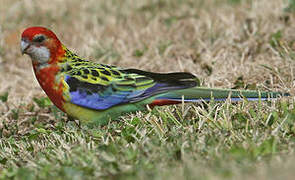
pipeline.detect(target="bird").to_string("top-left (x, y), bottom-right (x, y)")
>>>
top-left (20, 26), bottom-right (289, 126)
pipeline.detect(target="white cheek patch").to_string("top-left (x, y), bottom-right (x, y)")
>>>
top-left (28, 46), bottom-right (50, 64)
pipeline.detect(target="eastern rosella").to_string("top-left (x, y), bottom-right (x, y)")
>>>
top-left (20, 26), bottom-right (289, 126)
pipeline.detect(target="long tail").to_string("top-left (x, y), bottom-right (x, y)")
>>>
top-left (149, 87), bottom-right (290, 107)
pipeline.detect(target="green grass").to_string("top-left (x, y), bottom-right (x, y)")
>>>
top-left (0, 97), bottom-right (294, 179)
top-left (0, 0), bottom-right (295, 179)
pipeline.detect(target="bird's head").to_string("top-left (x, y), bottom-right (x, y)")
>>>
top-left (21, 26), bottom-right (62, 65)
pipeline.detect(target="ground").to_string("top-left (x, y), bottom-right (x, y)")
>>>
top-left (0, 0), bottom-right (295, 179)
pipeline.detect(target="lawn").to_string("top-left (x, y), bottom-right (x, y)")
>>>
top-left (0, 0), bottom-right (295, 179)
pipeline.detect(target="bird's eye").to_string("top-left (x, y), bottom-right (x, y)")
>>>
top-left (33, 35), bottom-right (46, 43)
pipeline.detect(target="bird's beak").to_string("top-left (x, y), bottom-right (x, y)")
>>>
top-left (21, 39), bottom-right (30, 55)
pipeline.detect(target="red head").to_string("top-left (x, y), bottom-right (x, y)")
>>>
top-left (21, 26), bottom-right (63, 65)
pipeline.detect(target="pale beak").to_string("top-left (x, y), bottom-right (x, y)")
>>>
top-left (21, 39), bottom-right (30, 55)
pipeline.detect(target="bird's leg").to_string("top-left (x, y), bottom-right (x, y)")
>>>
top-left (67, 115), bottom-right (81, 128)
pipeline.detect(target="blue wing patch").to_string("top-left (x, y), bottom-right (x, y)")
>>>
top-left (69, 86), bottom-right (131, 110)
top-left (65, 75), bottom-right (140, 110)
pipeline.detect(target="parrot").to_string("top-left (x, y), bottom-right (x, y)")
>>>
top-left (20, 26), bottom-right (289, 126)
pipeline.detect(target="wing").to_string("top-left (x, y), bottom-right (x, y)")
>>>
top-left (61, 61), bottom-right (198, 110)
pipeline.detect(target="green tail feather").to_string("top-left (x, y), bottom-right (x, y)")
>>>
top-left (155, 87), bottom-right (289, 102)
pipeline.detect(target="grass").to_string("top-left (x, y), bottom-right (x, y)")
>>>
top-left (0, 0), bottom-right (295, 179)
